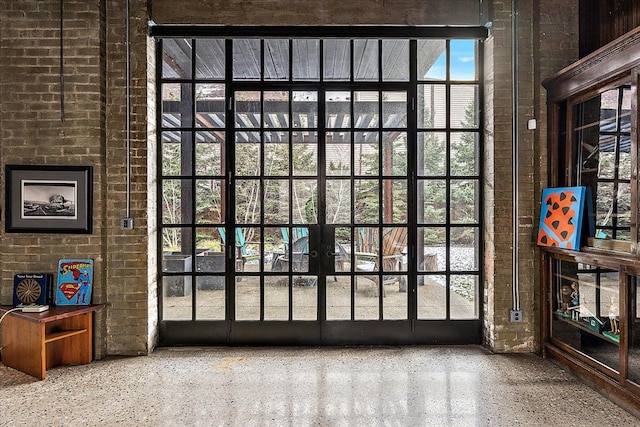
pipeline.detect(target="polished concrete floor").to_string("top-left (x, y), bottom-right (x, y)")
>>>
top-left (1, 346), bottom-right (638, 426)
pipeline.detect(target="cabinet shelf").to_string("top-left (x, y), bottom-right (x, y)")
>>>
top-left (553, 313), bottom-right (619, 346)
top-left (45, 329), bottom-right (87, 344)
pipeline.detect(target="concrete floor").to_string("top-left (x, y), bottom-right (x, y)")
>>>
top-left (1, 346), bottom-right (638, 426)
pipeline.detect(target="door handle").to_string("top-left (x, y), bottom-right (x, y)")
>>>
top-left (326, 251), bottom-right (340, 257)
top-left (305, 250), bottom-right (318, 258)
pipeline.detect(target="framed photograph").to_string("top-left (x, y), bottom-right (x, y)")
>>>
top-left (5, 165), bottom-right (93, 233)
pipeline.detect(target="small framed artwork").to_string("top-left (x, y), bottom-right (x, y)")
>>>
top-left (5, 165), bottom-right (93, 233)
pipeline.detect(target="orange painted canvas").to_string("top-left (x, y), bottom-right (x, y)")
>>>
top-left (537, 187), bottom-right (590, 250)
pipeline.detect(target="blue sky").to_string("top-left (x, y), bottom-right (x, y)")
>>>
top-left (425, 39), bottom-right (476, 80)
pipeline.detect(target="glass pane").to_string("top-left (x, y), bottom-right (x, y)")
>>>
top-left (162, 227), bottom-right (193, 255)
top-left (596, 182), bottom-right (614, 227)
top-left (450, 275), bottom-right (479, 319)
top-left (240, 227), bottom-right (259, 273)
top-left (196, 280), bottom-right (225, 320)
top-left (618, 136), bottom-right (631, 180)
top-left (418, 39), bottom-right (446, 81)
top-left (235, 179), bottom-right (261, 224)
top-left (334, 227), bottom-right (351, 273)
top-left (327, 277), bottom-right (351, 320)
top-left (418, 132), bottom-right (446, 176)
top-left (292, 140), bottom-right (317, 176)
top-left (196, 84), bottom-right (225, 128)
top-left (265, 227), bottom-right (285, 272)
top-left (265, 276), bottom-right (289, 320)
top-left (196, 132), bottom-right (224, 176)
top-left (620, 87), bottom-right (631, 132)
top-left (162, 179), bottom-right (192, 224)
top-left (264, 179), bottom-right (289, 224)
top-left (382, 40), bottom-right (409, 81)
top-left (354, 39), bottom-right (378, 81)
top-left (450, 40), bottom-right (476, 81)
top-left (418, 85), bottom-right (445, 128)
top-left (292, 39), bottom-right (320, 81)
top-left (293, 91), bottom-right (318, 128)
top-left (293, 277), bottom-right (317, 320)
top-left (354, 180), bottom-right (379, 224)
top-left (418, 274), bottom-right (446, 319)
top-left (450, 180), bottom-right (479, 224)
top-left (382, 227), bottom-right (407, 273)
top-left (195, 39), bottom-right (225, 79)
top-left (599, 89), bottom-right (619, 132)
top-left (162, 276), bottom-right (191, 320)
top-left (195, 229), bottom-right (225, 267)
top-left (450, 227), bottom-right (479, 271)
top-left (451, 85), bottom-right (478, 128)
top-left (162, 137), bottom-right (182, 176)
top-left (354, 91), bottom-right (379, 128)
top-left (324, 39), bottom-right (350, 81)
top-left (419, 227), bottom-right (446, 270)
top-left (195, 180), bottom-right (223, 224)
top-left (162, 83), bottom-right (192, 128)
top-left (418, 179), bottom-right (446, 224)
top-left (292, 180), bottom-right (317, 224)
top-left (354, 133), bottom-right (379, 175)
top-left (264, 39), bottom-right (289, 80)
top-left (235, 140), bottom-right (261, 176)
top-left (383, 275), bottom-right (407, 320)
top-left (235, 91), bottom-right (261, 128)
top-left (264, 134), bottom-right (289, 176)
top-left (264, 91), bottom-right (289, 128)
top-left (451, 132), bottom-right (478, 176)
top-left (326, 179), bottom-right (351, 224)
top-left (326, 133), bottom-right (351, 176)
top-left (326, 92), bottom-right (351, 128)
top-left (355, 227), bottom-right (379, 272)
top-left (597, 135), bottom-right (616, 179)
top-left (382, 132), bottom-right (407, 176)
top-left (235, 276), bottom-right (260, 320)
top-left (617, 183), bottom-right (631, 228)
top-left (233, 39), bottom-right (260, 80)
top-left (163, 38), bottom-right (191, 78)
top-left (382, 91), bottom-right (407, 128)
top-left (355, 275), bottom-right (379, 320)
top-left (383, 180), bottom-right (407, 223)
top-left (629, 276), bottom-right (640, 386)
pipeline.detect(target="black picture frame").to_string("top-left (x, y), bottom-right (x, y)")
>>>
top-left (5, 165), bottom-right (93, 234)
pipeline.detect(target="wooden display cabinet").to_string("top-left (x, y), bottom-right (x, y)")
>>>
top-left (0, 305), bottom-right (104, 379)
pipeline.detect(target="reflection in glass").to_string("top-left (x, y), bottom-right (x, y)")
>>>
top-left (629, 276), bottom-right (640, 386)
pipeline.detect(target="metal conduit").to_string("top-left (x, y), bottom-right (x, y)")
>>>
top-left (511, 0), bottom-right (520, 312)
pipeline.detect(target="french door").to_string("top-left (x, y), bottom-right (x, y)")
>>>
top-left (156, 28), bottom-right (484, 345)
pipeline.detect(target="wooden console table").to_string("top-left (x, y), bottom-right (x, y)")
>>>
top-left (0, 304), bottom-right (104, 379)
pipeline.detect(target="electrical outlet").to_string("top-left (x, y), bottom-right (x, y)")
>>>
top-left (510, 309), bottom-right (523, 322)
top-left (120, 218), bottom-right (134, 230)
